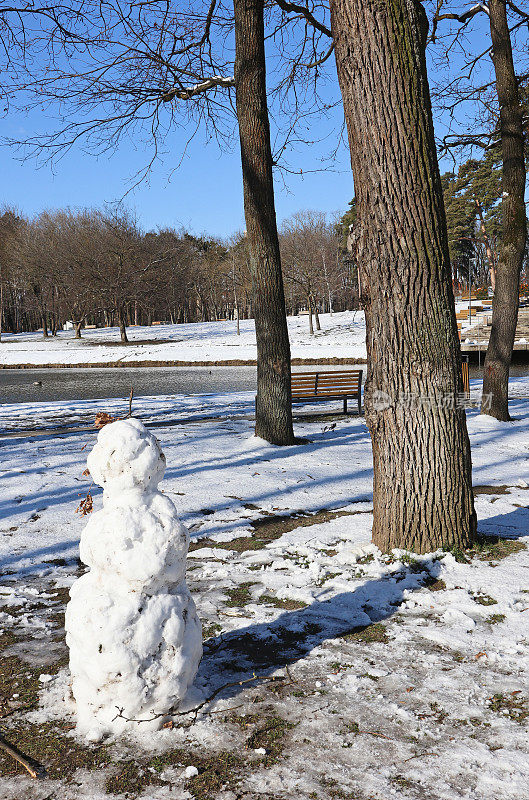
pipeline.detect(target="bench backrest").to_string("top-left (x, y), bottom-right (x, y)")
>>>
top-left (291, 370), bottom-right (362, 398)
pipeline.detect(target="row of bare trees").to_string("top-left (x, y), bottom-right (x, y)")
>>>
top-left (0, 206), bottom-right (355, 342)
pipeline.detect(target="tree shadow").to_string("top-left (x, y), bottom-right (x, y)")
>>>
top-left (477, 504), bottom-right (529, 539)
top-left (192, 557), bottom-right (441, 706)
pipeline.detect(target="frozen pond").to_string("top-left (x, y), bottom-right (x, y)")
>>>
top-left (1, 362), bottom-right (529, 406)
top-left (0, 364), bottom-right (367, 405)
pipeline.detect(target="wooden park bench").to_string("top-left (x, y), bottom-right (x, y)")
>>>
top-left (291, 370), bottom-right (363, 415)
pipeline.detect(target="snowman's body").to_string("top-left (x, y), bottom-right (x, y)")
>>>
top-left (66, 418), bottom-right (202, 739)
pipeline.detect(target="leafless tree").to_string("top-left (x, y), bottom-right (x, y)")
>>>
top-left (429, 0), bottom-right (528, 420)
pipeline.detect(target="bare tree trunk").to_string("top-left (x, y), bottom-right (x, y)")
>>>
top-left (313, 297), bottom-right (321, 331)
top-left (234, 0), bottom-right (295, 445)
top-left (307, 297), bottom-right (314, 335)
top-left (74, 320), bottom-right (83, 338)
top-left (475, 199), bottom-right (497, 292)
top-left (41, 312), bottom-right (48, 338)
top-left (331, 0), bottom-right (476, 553)
top-left (118, 308), bottom-right (129, 343)
top-left (481, 0), bottom-right (527, 420)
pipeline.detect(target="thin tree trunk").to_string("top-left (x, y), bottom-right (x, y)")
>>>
top-left (475, 199), bottom-right (497, 292)
top-left (41, 313), bottom-right (48, 338)
top-left (331, 0), bottom-right (476, 553)
top-left (119, 309), bottom-right (128, 343)
top-left (307, 297), bottom-right (314, 335)
top-left (234, 0), bottom-right (295, 445)
top-left (313, 297), bottom-right (321, 331)
top-left (481, 0), bottom-right (527, 420)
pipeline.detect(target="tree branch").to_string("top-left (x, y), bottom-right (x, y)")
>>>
top-left (273, 0), bottom-right (332, 38)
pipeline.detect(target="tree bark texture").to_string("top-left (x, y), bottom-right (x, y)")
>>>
top-left (482, 0), bottom-right (527, 420)
top-left (330, 0), bottom-right (476, 553)
top-left (234, 0), bottom-right (296, 445)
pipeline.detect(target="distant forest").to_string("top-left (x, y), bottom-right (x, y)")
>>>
top-left (0, 206), bottom-right (358, 342)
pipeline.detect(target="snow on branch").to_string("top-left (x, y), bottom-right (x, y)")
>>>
top-left (162, 75), bottom-right (235, 103)
top-left (431, 2), bottom-right (489, 42)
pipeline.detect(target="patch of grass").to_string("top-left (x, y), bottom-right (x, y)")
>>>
top-left (450, 546), bottom-right (471, 564)
top-left (189, 508), bottom-right (355, 554)
top-left (423, 577), bottom-right (446, 592)
top-left (224, 582), bottom-right (256, 607)
top-left (0, 721), bottom-right (110, 781)
top-left (473, 485), bottom-right (511, 496)
top-left (473, 593), bottom-right (497, 606)
top-left (50, 586), bottom-right (72, 605)
top-left (0, 629), bottom-right (22, 650)
top-left (488, 693), bottom-right (528, 723)
top-left (225, 622), bottom-right (322, 667)
top-left (343, 721), bottom-right (360, 735)
top-left (316, 571), bottom-right (342, 587)
top-left (341, 622), bottom-right (389, 644)
top-left (187, 751), bottom-right (245, 800)
top-left (357, 553), bottom-right (374, 565)
top-left (486, 613), bottom-right (506, 625)
top-left (224, 712), bottom-right (261, 728)
top-left (246, 715), bottom-right (295, 765)
top-left (105, 749), bottom-right (245, 799)
top-left (472, 536), bottom-right (526, 562)
top-left (0, 656), bottom-right (43, 717)
top-left (258, 594), bottom-right (307, 610)
top-left (449, 534), bottom-right (526, 564)
top-left (392, 775), bottom-right (414, 790)
top-left (329, 662), bottom-right (354, 673)
top-left (429, 701), bottom-right (449, 723)
top-left (202, 622), bottom-right (222, 641)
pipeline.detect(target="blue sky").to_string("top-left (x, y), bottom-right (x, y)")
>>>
top-left (1, 105), bottom-right (355, 238)
top-left (0, 7), bottom-right (498, 240)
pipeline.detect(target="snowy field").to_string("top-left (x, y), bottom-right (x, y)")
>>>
top-left (0, 305), bottom-right (509, 369)
top-left (1, 397), bottom-right (529, 799)
top-left (0, 311), bottom-right (368, 367)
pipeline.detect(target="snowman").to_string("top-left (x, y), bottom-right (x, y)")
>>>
top-left (65, 418), bottom-right (202, 739)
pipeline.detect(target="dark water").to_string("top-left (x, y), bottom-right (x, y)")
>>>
top-left (0, 367), bottom-right (258, 405)
top-left (1, 363), bottom-right (528, 405)
top-left (0, 365), bottom-right (366, 405)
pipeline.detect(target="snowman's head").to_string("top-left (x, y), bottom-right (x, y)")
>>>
top-left (87, 418), bottom-right (166, 493)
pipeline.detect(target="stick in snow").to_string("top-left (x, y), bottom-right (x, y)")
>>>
top-left (112, 672), bottom-right (289, 725)
top-left (0, 734), bottom-right (46, 779)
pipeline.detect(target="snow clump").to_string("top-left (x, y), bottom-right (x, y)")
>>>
top-left (65, 418), bottom-right (202, 740)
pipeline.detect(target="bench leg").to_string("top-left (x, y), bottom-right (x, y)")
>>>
top-left (358, 393), bottom-right (361, 415)
top-left (343, 397), bottom-right (348, 415)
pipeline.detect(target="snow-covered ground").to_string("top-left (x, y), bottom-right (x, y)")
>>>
top-left (0, 311), bottom-right (368, 367)
top-left (0, 305), bottom-right (510, 368)
top-left (1, 397), bottom-right (529, 799)
top-left (3, 375), bottom-right (529, 434)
